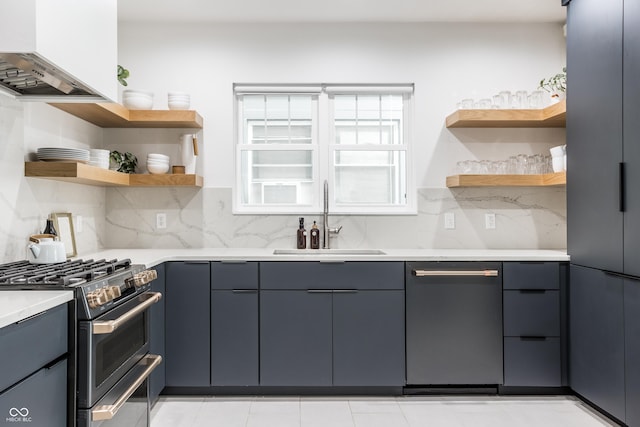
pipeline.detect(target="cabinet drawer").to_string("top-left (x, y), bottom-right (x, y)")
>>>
top-left (503, 290), bottom-right (560, 337)
top-left (504, 337), bottom-right (561, 387)
top-left (503, 262), bottom-right (559, 290)
top-left (211, 261), bottom-right (258, 290)
top-left (260, 262), bottom-right (404, 290)
top-left (0, 304), bottom-right (68, 392)
top-left (0, 357), bottom-right (67, 427)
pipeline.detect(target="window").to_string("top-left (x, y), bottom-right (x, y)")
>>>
top-left (234, 84), bottom-right (414, 214)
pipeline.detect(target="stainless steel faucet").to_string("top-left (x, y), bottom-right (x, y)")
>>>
top-left (322, 180), bottom-right (342, 249)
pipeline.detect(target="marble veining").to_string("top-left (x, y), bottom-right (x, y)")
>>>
top-left (104, 186), bottom-right (566, 250)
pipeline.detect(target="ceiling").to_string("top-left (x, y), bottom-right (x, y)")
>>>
top-left (118, 0), bottom-right (566, 24)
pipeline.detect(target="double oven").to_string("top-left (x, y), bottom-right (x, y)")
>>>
top-left (0, 259), bottom-right (162, 427)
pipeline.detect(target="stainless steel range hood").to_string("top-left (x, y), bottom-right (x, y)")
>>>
top-left (0, 53), bottom-right (101, 100)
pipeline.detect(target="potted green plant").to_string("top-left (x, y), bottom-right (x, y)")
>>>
top-left (539, 67), bottom-right (567, 100)
top-left (117, 65), bottom-right (130, 86)
top-left (109, 151), bottom-right (137, 173)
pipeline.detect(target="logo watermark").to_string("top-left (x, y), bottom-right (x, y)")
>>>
top-left (6, 407), bottom-right (31, 423)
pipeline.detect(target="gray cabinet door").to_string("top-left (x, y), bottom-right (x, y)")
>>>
top-left (260, 290), bottom-right (333, 386)
top-left (332, 290), bottom-right (405, 386)
top-left (625, 278), bottom-right (640, 426)
top-left (165, 261), bottom-right (211, 387)
top-left (211, 290), bottom-right (259, 386)
top-left (149, 262), bottom-right (165, 401)
top-left (624, 0), bottom-right (640, 277)
top-left (569, 265), bottom-right (625, 422)
top-left (566, 0), bottom-right (624, 272)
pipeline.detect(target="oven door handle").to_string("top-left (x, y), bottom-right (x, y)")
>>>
top-left (92, 292), bottom-right (162, 335)
top-left (92, 354), bottom-right (162, 421)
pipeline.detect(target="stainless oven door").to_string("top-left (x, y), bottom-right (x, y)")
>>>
top-left (78, 292), bottom-right (162, 408)
top-left (77, 354), bottom-right (161, 427)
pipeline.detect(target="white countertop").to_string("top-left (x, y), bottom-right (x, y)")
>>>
top-left (79, 248), bottom-right (569, 268)
top-left (0, 291), bottom-right (73, 329)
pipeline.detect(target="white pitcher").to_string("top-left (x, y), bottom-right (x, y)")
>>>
top-left (179, 134), bottom-right (198, 174)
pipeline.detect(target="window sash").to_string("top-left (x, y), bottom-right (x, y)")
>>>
top-left (234, 86), bottom-right (414, 214)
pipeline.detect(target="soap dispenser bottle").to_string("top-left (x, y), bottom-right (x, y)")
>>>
top-left (297, 217), bottom-right (307, 249)
top-left (310, 221), bottom-right (320, 249)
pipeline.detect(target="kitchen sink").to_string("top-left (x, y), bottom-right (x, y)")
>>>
top-left (272, 249), bottom-right (386, 255)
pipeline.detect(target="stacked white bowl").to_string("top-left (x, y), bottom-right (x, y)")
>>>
top-left (89, 149), bottom-right (110, 169)
top-left (147, 153), bottom-right (170, 174)
top-left (168, 92), bottom-right (190, 110)
top-left (123, 90), bottom-right (154, 110)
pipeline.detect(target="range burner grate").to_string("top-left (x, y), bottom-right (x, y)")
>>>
top-left (0, 258), bottom-right (132, 287)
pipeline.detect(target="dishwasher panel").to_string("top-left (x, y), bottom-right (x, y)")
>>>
top-left (406, 261), bottom-right (503, 385)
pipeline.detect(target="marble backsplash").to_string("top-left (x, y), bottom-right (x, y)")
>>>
top-left (0, 97), bottom-right (106, 264)
top-left (104, 186), bottom-right (566, 251)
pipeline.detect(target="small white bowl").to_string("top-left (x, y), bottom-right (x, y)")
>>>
top-left (147, 153), bottom-right (170, 161)
top-left (147, 163), bottom-right (170, 174)
top-left (123, 90), bottom-right (153, 98)
top-left (168, 101), bottom-right (190, 110)
top-left (124, 97), bottom-right (153, 110)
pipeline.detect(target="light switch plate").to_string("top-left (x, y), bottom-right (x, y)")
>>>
top-left (485, 213), bottom-right (496, 229)
top-left (444, 212), bottom-right (455, 229)
top-left (156, 213), bottom-right (167, 229)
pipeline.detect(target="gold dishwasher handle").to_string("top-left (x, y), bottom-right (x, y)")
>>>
top-left (412, 270), bottom-right (499, 277)
top-left (92, 354), bottom-right (162, 421)
top-left (92, 292), bottom-right (162, 334)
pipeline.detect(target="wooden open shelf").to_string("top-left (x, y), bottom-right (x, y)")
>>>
top-left (445, 99), bottom-right (566, 128)
top-left (48, 103), bottom-right (203, 129)
top-left (129, 173), bottom-right (203, 187)
top-left (25, 162), bottom-right (203, 187)
top-left (446, 172), bottom-right (566, 188)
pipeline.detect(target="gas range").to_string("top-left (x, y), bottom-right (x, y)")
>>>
top-left (0, 258), bottom-right (162, 427)
top-left (0, 258), bottom-right (156, 320)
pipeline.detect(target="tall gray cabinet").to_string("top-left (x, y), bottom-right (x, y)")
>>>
top-left (567, 0), bottom-right (640, 424)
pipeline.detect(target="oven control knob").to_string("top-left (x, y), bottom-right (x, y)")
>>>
top-left (87, 288), bottom-right (109, 308)
top-left (106, 285), bottom-right (122, 299)
top-left (127, 269), bottom-right (158, 287)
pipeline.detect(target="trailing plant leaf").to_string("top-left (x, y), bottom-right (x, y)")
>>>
top-left (539, 67), bottom-right (567, 94)
top-left (117, 65), bottom-right (130, 87)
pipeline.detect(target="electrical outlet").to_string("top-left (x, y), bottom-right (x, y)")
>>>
top-left (156, 213), bottom-right (167, 229)
top-left (76, 215), bottom-right (83, 233)
top-left (444, 212), bottom-right (455, 229)
top-left (485, 213), bottom-right (496, 229)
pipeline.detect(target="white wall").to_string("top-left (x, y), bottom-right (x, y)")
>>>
top-left (104, 22), bottom-right (567, 250)
top-left (116, 22), bottom-right (566, 188)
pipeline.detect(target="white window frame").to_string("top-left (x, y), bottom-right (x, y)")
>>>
top-left (233, 84), bottom-right (415, 215)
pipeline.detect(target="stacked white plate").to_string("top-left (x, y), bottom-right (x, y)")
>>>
top-left (37, 147), bottom-right (90, 163)
top-left (168, 91), bottom-right (190, 110)
top-left (89, 149), bottom-right (110, 169)
top-left (147, 153), bottom-right (170, 174)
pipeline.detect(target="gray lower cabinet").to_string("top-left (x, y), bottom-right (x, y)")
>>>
top-left (570, 265), bottom-right (625, 422)
top-left (0, 303), bottom-right (68, 427)
top-left (259, 261), bottom-right (405, 387)
top-left (260, 290), bottom-right (333, 386)
top-left (165, 261), bottom-right (211, 387)
top-left (332, 290), bottom-right (405, 386)
top-left (502, 262), bottom-right (564, 387)
top-left (149, 262), bottom-right (166, 401)
top-left (625, 278), bottom-right (640, 427)
top-left (211, 261), bottom-right (259, 386)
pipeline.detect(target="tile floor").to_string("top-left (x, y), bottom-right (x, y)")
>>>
top-left (150, 395), bottom-right (620, 427)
